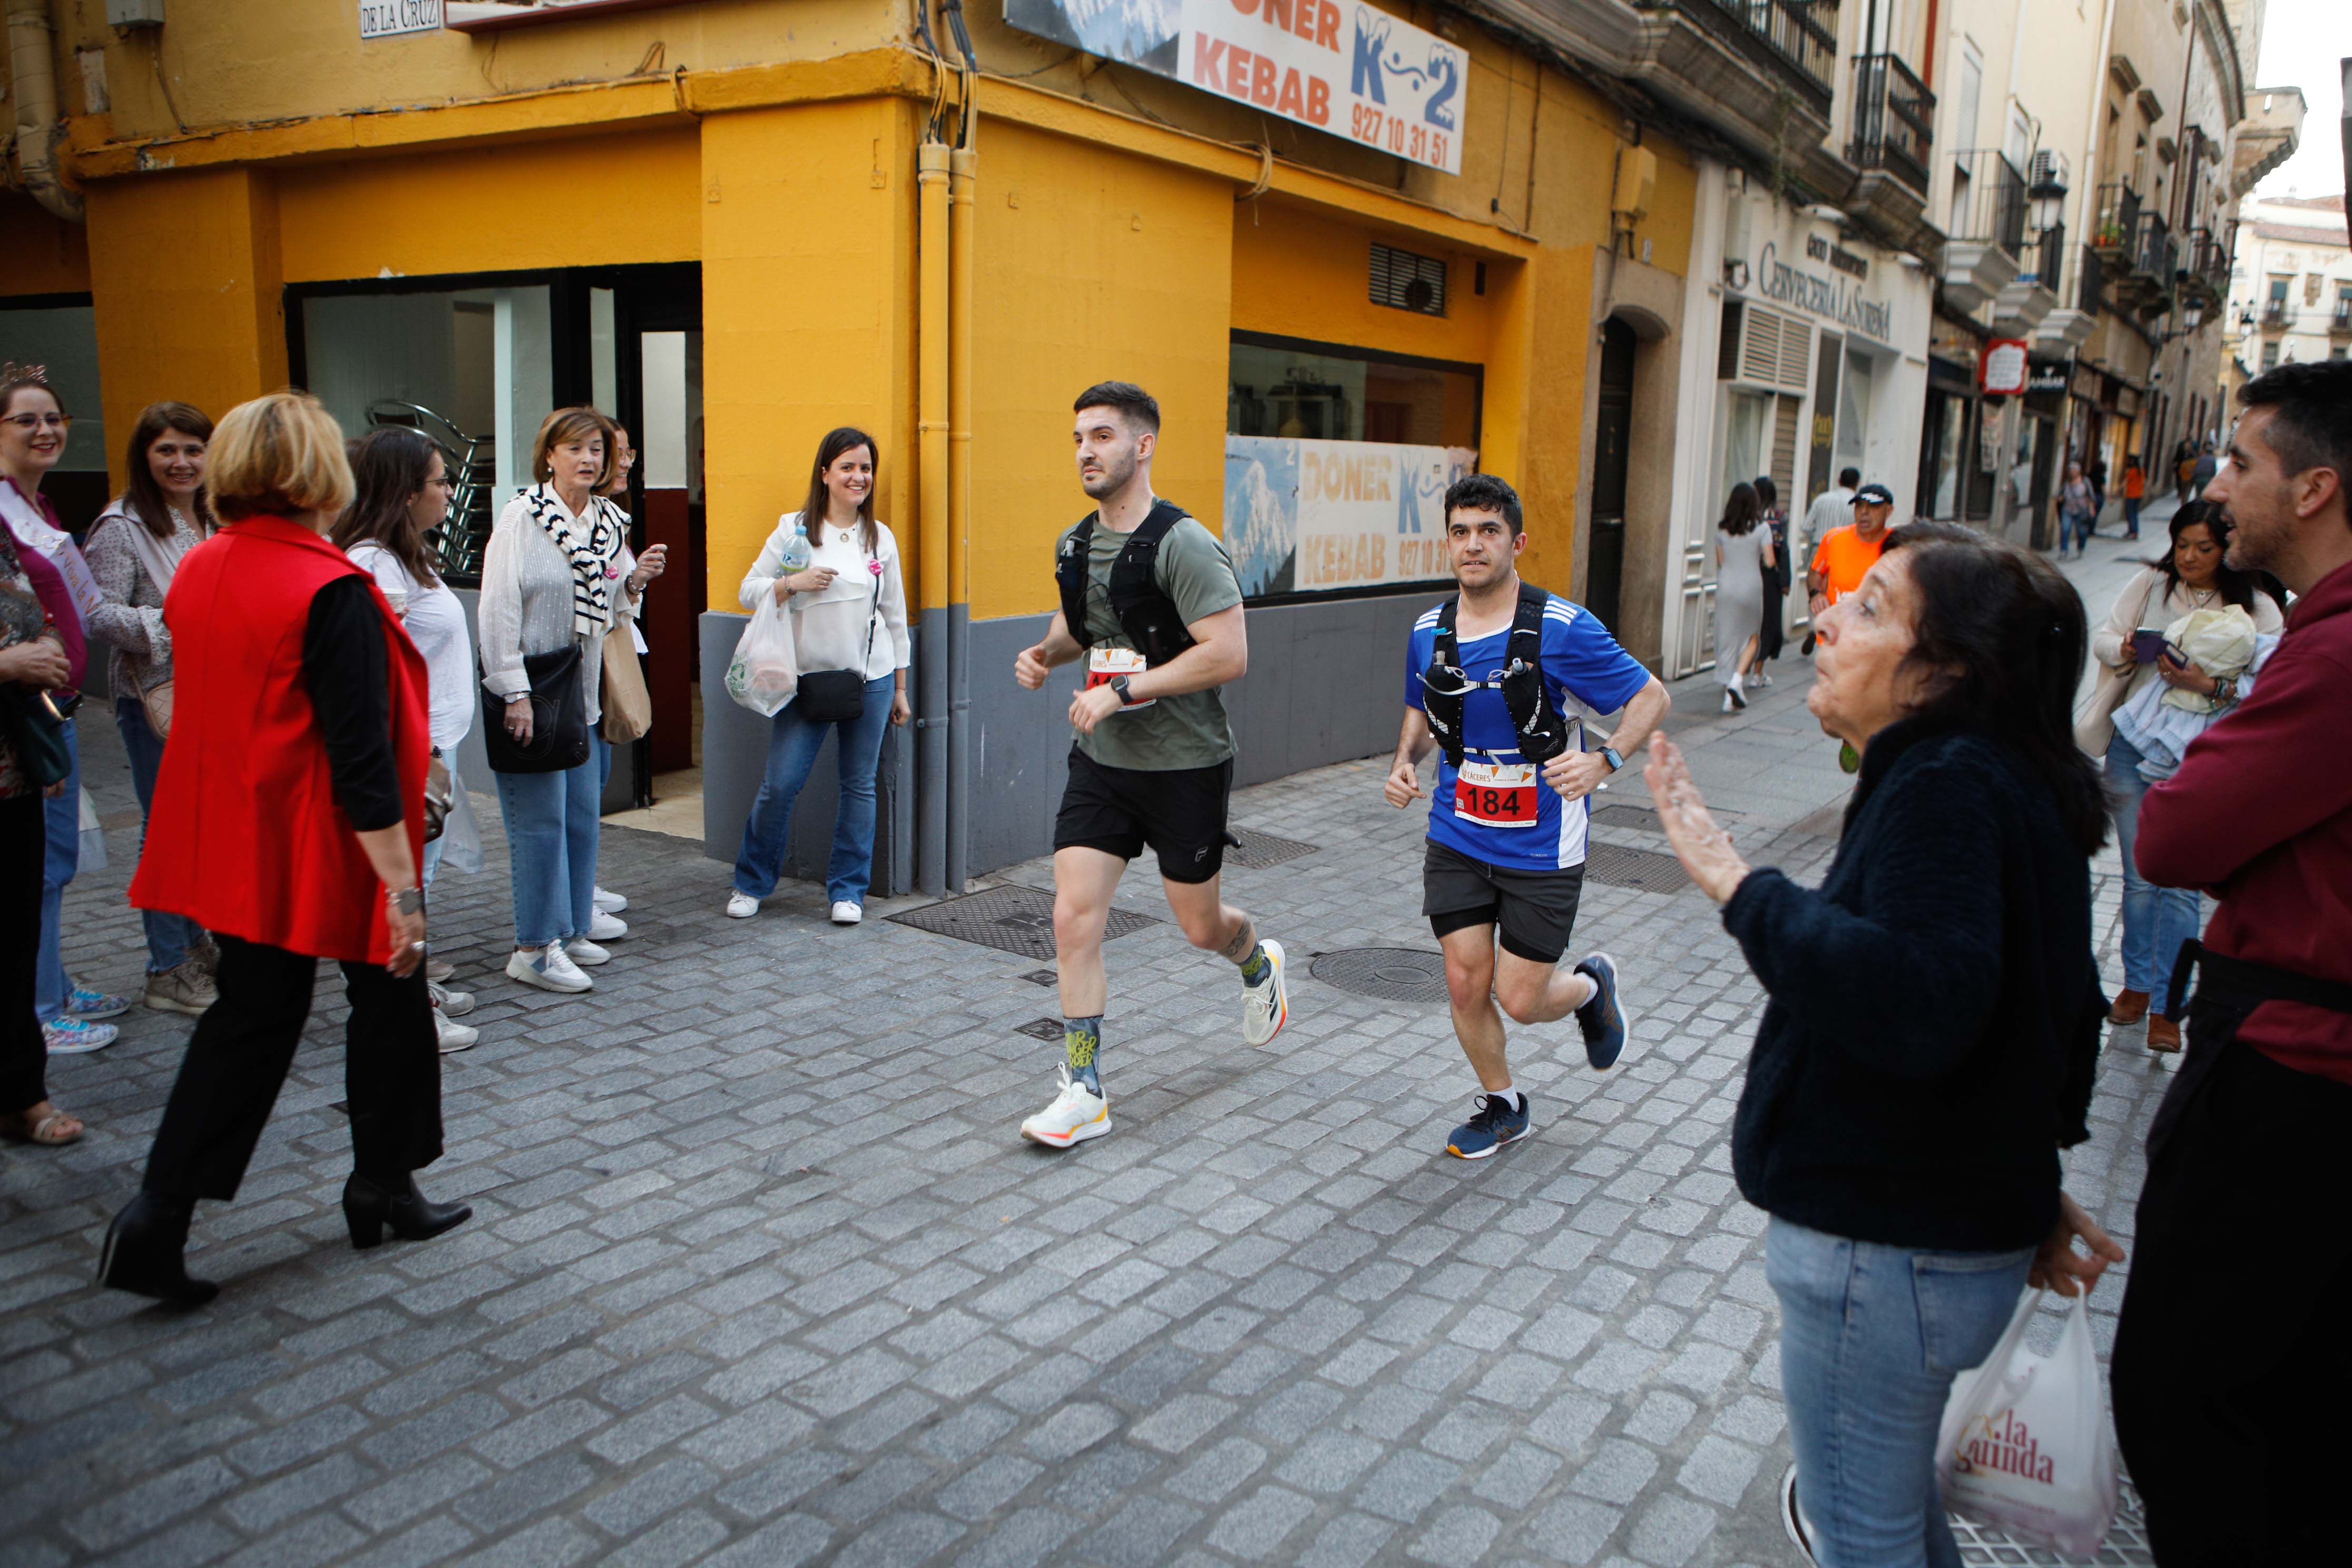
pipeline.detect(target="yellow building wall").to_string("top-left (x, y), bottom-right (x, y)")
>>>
top-left (275, 128), bottom-right (700, 282)
top-left (968, 122), bottom-right (1236, 622)
top-left (700, 99), bottom-right (922, 612)
top-left (1, 195), bottom-right (92, 298)
top-left (84, 168), bottom-right (288, 490)
top-left (1229, 202), bottom-right (1496, 365)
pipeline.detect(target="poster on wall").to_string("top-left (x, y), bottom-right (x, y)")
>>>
top-left (1004, 1), bottom-right (1467, 175)
top-left (1224, 435), bottom-right (1476, 597)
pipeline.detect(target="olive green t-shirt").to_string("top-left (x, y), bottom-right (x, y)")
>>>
top-left (1061, 509), bottom-right (1243, 771)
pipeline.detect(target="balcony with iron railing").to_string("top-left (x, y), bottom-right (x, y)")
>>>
top-left (1848, 53), bottom-right (1934, 193)
top-left (2178, 228), bottom-right (2228, 308)
top-left (2332, 302), bottom-right (2352, 337)
top-left (1994, 221), bottom-right (2063, 336)
top-left (2115, 210), bottom-right (2176, 308)
top-left (1940, 150), bottom-right (2028, 313)
top-left (2260, 299), bottom-right (2290, 329)
top-left (2091, 183), bottom-right (2141, 261)
top-left (2032, 242), bottom-right (2102, 352)
top-left (1632, 0), bottom-right (1841, 111)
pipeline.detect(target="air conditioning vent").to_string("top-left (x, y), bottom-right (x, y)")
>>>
top-left (1370, 243), bottom-right (1447, 316)
top-left (2027, 148), bottom-right (2071, 196)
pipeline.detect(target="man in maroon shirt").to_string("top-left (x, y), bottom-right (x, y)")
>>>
top-left (2109, 360), bottom-right (2352, 1565)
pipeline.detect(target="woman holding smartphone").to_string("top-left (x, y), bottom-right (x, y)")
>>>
top-left (2080, 501), bottom-right (2283, 1050)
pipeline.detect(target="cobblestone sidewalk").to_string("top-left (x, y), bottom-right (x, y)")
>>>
top-left (2, 619), bottom-right (2171, 1568)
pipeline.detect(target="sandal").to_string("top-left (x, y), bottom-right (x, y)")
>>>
top-left (4, 1102), bottom-right (84, 1146)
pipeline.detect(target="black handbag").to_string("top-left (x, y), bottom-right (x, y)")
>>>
top-left (794, 567), bottom-right (881, 723)
top-left (2, 687), bottom-right (74, 790)
top-left (482, 644), bottom-right (591, 775)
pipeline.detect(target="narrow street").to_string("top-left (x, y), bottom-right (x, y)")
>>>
top-left (4, 526), bottom-right (2178, 1568)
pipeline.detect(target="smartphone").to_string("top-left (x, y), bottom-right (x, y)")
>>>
top-left (2130, 628), bottom-right (2169, 665)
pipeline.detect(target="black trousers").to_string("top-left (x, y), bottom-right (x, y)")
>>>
top-left (1758, 571), bottom-right (1787, 663)
top-left (1, 793), bottom-right (46, 1115)
top-left (2111, 1015), bottom-right (2352, 1565)
top-left (142, 933), bottom-right (443, 1201)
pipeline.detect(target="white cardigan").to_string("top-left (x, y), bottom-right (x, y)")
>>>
top-left (2090, 564), bottom-right (2284, 712)
top-left (739, 512), bottom-right (912, 681)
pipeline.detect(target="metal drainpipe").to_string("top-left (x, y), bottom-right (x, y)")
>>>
top-left (916, 141), bottom-right (952, 896)
top-left (6, 0), bottom-right (84, 223)
top-left (946, 142), bottom-right (976, 894)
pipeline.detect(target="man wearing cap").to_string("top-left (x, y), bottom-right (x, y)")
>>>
top-left (1807, 483), bottom-right (1895, 626)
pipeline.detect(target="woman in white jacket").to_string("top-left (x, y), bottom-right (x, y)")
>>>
top-left (727, 427), bottom-right (910, 924)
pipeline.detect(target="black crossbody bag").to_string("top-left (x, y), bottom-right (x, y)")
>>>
top-left (795, 567), bottom-right (881, 723)
top-left (482, 644), bottom-right (591, 774)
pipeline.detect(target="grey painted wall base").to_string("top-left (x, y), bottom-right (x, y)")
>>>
top-left (698, 615), bottom-right (915, 898)
top-left (701, 592), bottom-right (1445, 885)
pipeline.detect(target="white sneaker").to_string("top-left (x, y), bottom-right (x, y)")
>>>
top-left (593, 886), bottom-right (628, 914)
top-left (434, 1010), bottom-right (479, 1053)
top-left (589, 910), bottom-right (629, 942)
top-left (428, 979), bottom-right (475, 1017)
top-left (425, 958), bottom-right (455, 984)
top-left (830, 901), bottom-right (863, 926)
top-left (1020, 1066), bottom-right (1112, 1149)
top-left (507, 944), bottom-right (592, 993)
top-left (43, 1016), bottom-right (117, 1054)
top-left (725, 890), bottom-right (760, 919)
top-left (1243, 937), bottom-right (1290, 1047)
top-left (564, 937), bottom-right (612, 967)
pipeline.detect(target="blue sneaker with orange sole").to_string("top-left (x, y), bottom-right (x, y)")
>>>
top-left (1445, 1093), bottom-right (1532, 1159)
top-left (1574, 953), bottom-right (1630, 1070)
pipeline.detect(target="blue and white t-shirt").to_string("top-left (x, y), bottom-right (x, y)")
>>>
top-left (1405, 593), bottom-right (1652, 871)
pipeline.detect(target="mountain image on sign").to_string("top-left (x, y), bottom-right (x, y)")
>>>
top-left (1007, 0), bottom-right (1179, 72)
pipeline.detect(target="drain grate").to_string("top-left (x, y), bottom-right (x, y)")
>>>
top-left (1953, 1477), bottom-right (2152, 1564)
top-left (1224, 826), bottom-right (1317, 869)
top-left (888, 884), bottom-right (1160, 961)
top-left (1021, 969), bottom-right (1059, 987)
top-left (1309, 947), bottom-right (1452, 1004)
top-left (1591, 803), bottom-right (1663, 830)
top-left (1583, 843), bottom-right (1693, 896)
top-left (1014, 1017), bottom-right (1065, 1042)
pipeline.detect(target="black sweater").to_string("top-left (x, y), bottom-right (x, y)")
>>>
top-left (1721, 720), bottom-right (2104, 1252)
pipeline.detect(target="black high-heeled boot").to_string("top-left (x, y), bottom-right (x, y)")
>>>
top-left (98, 1191), bottom-right (220, 1307)
top-left (342, 1173), bottom-right (472, 1250)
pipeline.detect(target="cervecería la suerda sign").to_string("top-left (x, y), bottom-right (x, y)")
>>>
top-left (1005, 0), bottom-right (1467, 175)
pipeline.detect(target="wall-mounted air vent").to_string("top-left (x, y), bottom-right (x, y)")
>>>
top-left (1370, 243), bottom-right (1447, 316)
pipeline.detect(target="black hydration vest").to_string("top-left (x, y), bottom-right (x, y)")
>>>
top-left (1055, 500), bottom-right (1200, 666)
top-left (1423, 581), bottom-right (1573, 769)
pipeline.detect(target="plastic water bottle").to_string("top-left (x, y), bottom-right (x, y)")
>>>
top-left (776, 515), bottom-right (812, 574)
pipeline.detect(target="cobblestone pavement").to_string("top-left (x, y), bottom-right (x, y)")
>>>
top-left (4, 547), bottom-right (2176, 1568)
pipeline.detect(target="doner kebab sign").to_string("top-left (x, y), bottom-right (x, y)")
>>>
top-left (1005, 1), bottom-right (1467, 175)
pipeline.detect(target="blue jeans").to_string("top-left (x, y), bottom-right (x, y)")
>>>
top-left (2057, 510), bottom-right (2091, 553)
top-left (732, 674), bottom-right (894, 905)
top-left (494, 730), bottom-right (606, 948)
top-left (116, 698), bottom-right (205, 973)
top-left (2104, 731), bottom-right (2202, 997)
top-left (2122, 496), bottom-right (2141, 536)
top-left (1769, 1217), bottom-right (2035, 1568)
top-left (34, 720), bottom-right (78, 1022)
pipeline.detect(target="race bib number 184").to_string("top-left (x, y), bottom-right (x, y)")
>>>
top-left (1453, 760), bottom-right (1537, 828)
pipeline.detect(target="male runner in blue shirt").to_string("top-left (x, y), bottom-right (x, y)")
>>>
top-left (1385, 475), bottom-right (1670, 1157)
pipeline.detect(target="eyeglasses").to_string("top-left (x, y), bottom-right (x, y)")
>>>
top-left (425, 475), bottom-right (458, 492)
top-left (3, 413), bottom-right (70, 433)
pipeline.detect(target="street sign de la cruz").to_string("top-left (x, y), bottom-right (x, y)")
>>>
top-left (357, 0), bottom-right (440, 39)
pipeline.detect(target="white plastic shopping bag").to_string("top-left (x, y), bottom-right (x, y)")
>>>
top-left (724, 593), bottom-right (799, 718)
top-left (1937, 1288), bottom-right (2119, 1558)
top-left (76, 787), bottom-right (107, 873)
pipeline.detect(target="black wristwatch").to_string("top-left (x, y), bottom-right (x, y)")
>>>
top-left (1601, 746), bottom-right (1624, 773)
top-left (386, 887), bottom-right (424, 917)
top-left (1111, 675), bottom-right (1139, 706)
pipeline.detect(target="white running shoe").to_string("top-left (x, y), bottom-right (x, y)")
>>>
top-left (434, 1010), bottom-right (479, 1053)
top-left (593, 886), bottom-right (628, 914)
top-left (1019, 1066), bottom-right (1112, 1149)
top-left (725, 890), bottom-right (759, 919)
top-left (830, 901), bottom-right (863, 926)
top-left (1243, 937), bottom-right (1290, 1047)
top-left (507, 944), bottom-right (592, 993)
top-left (589, 910), bottom-right (629, 942)
top-left (425, 958), bottom-right (456, 984)
top-left (428, 979), bottom-right (475, 1017)
top-left (564, 937), bottom-right (612, 967)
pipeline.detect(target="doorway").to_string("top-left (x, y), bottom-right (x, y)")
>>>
top-left (1586, 318), bottom-right (1635, 631)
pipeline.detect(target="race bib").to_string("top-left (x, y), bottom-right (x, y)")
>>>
top-left (1086, 646), bottom-right (1155, 711)
top-left (1453, 760), bottom-right (1538, 828)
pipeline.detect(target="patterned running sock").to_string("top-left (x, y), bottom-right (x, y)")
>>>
top-left (1239, 944), bottom-right (1272, 986)
top-left (1065, 1015), bottom-right (1104, 1095)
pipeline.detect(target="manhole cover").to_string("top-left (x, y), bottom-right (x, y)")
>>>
top-left (1954, 1476), bottom-right (2152, 1564)
top-left (1309, 947), bottom-right (1452, 1004)
top-left (1225, 827), bottom-right (1317, 869)
top-left (1583, 843), bottom-right (1693, 896)
top-left (1591, 803), bottom-right (1662, 830)
top-left (1014, 1018), bottom-right (1065, 1041)
top-left (1021, 969), bottom-right (1059, 987)
top-left (889, 884), bottom-right (1160, 961)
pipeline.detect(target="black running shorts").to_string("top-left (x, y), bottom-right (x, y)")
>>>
top-left (1054, 748), bottom-right (1233, 884)
top-left (1422, 839), bottom-right (1585, 964)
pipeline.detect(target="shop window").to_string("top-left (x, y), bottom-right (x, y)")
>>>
top-left (0, 300), bottom-right (107, 531)
top-left (1923, 389), bottom-right (1967, 518)
top-left (1716, 390), bottom-right (1770, 517)
top-left (1832, 348), bottom-right (1877, 486)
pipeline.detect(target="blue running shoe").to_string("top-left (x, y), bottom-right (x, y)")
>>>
top-left (1574, 953), bottom-right (1630, 1070)
top-left (1445, 1093), bottom-right (1531, 1160)
top-left (67, 984), bottom-right (131, 1021)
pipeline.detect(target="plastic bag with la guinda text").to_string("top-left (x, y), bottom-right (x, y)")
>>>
top-left (1937, 1288), bottom-right (2119, 1559)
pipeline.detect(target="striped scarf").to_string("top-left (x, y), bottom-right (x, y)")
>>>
top-left (523, 484), bottom-right (624, 640)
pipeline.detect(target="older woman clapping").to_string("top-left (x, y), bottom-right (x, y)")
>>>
top-left (102, 392), bottom-right (466, 1306)
top-left (1644, 525), bottom-right (2125, 1566)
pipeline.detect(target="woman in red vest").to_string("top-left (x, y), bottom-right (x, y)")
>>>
top-left (100, 392), bottom-right (469, 1307)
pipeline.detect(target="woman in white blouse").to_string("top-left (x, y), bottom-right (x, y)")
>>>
top-left (727, 427), bottom-right (911, 924)
top-left (478, 409), bottom-right (665, 994)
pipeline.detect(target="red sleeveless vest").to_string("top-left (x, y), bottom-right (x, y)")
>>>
top-left (130, 515), bottom-right (430, 965)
